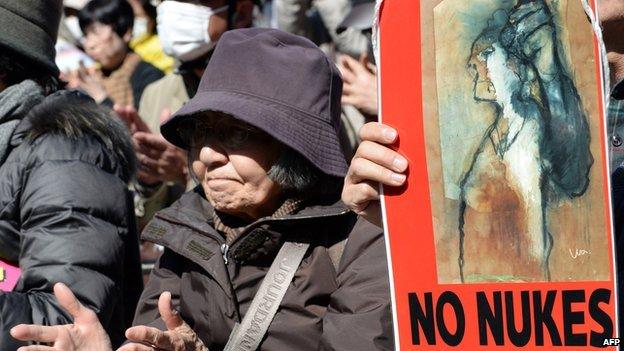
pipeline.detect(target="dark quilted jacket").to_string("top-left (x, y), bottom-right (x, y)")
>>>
top-left (0, 91), bottom-right (142, 350)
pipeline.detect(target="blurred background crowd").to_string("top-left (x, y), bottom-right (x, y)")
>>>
top-left (2, 0), bottom-right (624, 349)
top-left (55, 0), bottom-right (379, 280)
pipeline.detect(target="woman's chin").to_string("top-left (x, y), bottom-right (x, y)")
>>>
top-left (207, 195), bottom-right (242, 214)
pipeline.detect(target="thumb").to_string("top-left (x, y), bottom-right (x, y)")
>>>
top-left (54, 283), bottom-right (98, 325)
top-left (158, 291), bottom-right (183, 331)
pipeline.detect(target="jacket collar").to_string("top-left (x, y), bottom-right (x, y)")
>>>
top-left (156, 186), bottom-right (352, 233)
top-left (147, 187), bottom-right (354, 260)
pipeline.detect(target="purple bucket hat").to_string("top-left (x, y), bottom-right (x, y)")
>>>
top-left (161, 28), bottom-right (348, 177)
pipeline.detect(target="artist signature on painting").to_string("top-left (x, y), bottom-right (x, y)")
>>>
top-left (569, 248), bottom-right (591, 259)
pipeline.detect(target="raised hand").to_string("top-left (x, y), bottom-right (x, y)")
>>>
top-left (337, 54), bottom-right (379, 116)
top-left (342, 122), bottom-right (408, 227)
top-left (113, 105), bottom-right (151, 134)
top-left (66, 61), bottom-right (109, 104)
top-left (119, 292), bottom-right (208, 351)
top-left (133, 131), bottom-right (188, 185)
top-left (113, 106), bottom-right (188, 186)
top-left (10, 283), bottom-right (112, 351)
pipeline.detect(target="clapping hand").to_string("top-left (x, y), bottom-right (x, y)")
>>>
top-left (63, 61), bottom-right (109, 104)
top-left (118, 292), bottom-right (208, 351)
top-left (337, 54), bottom-right (379, 116)
top-left (114, 106), bottom-right (188, 186)
top-left (10, 283), bottom-right (113, 351)
top-left (10, 284), bottom-right (207, 351)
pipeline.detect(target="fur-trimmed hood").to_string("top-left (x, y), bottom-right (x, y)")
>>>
top-left (13, 90), bottom-right (136, 182)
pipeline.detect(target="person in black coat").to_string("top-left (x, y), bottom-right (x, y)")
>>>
top-left (0, 1), bottom-right (142, 349)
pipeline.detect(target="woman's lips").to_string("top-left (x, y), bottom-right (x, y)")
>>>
top-left (205, 178), bottom-right (237, 190)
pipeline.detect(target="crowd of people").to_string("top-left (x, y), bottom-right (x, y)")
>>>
top-left (0, 0), bottom-right (622, 350)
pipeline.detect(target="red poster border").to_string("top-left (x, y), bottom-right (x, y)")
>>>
top-left (377, 0), bottom-right (619, 349)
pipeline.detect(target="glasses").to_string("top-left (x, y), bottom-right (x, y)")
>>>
top-left (179, 117), bottom-right (272, 151)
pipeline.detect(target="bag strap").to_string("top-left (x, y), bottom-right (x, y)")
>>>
top-left (224, 241), bottom-right (310, 351)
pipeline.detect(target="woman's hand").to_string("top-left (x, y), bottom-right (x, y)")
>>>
top-left (342, 122), bottom-right (408, 227)
top-left (119, 292), bottom-right (208, 351)
top-left (337, 54), bottom-right (379, 116)
top-left (66, 61), bottom-right (109, 104)
top-left (113, 106), bottom-right (188, 186)
top-left (10, 283), bottom-right (113, 351)
top-left (133, 131), bottom-right (188, 185)
top-left (113, 105), bottom-right (151, 134)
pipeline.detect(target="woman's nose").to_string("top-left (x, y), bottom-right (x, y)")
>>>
top-left (199, 144), bottom-right (228, 168)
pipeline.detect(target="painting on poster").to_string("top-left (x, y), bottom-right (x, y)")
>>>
top-left (377, 0), bottom-right (618, 348)
top-left (430, 0), bottom-right (609, 283)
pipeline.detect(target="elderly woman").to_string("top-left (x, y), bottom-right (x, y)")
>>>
top-left (11, 28), bottom-right (393, 351)
top-left (67, 0), bottom-right (163, 108)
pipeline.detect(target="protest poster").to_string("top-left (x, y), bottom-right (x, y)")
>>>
top-left (0, 258), bottom-right (20, 291)
top-left (376, 0), bottom-right (620, 348)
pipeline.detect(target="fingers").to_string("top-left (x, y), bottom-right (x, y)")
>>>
top-left (10, 324), bottom-right (58, 343)
top-left (358, 53), bottom-right (369, 67)
top-left (341, 81), bottom-right (356, 96)
top-left (355, 140), bottom-right (408, 173)
top-left (134, 132), bottom-right (169, 152)
top-left (115, 106), bottom-right (151, 133)
top-left (137, 169), bottom-right (162, 185)
top-left (341, 54), bottom-right (368, 75)
top-left (366, 62), bottom-right (378, 75)
top-left (337, 55), bottom-right (356, 84)
top-left (128, 107), bottom-right (151, 133)
top-left (54, 283), bottom-right (98, 324)
top-left (342, 180), bottom-right (380, 213)
top-left (359, 122), bottom-right (398, 144)
top-left (134, 138), bottom-right (165, 160)
top-left (341, 94), bottom-right (358, 107)
top-left (125, 326), bottom-right (172, 350)
top-left (114, 105), bottom-right (134, 131)
top-left (17, 346), bottom-right (56, 351)
top-left (347, 156), bottom-right (406, 186)
top-left (158, 291), bottom-right (184, 331)
top-left (116, 342), bottom-right (156, 351)
top-left (137, 154), bottom-right (160, 171)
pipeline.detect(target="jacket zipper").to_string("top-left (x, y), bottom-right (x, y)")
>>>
top-left (221, 243), bottom-right (230, 265)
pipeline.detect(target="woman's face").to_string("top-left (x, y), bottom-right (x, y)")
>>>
top-left (189, 116), bottom-right (283, 220)
top-left (83, 22), bottom-right (129, 70)
top-left (468, 44), bottom-right (497, 102)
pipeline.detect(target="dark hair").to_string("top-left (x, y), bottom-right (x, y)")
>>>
top-left (78, 0), bottom-right (134, 37)
top-left (0, 49), bottom-right (60, 95)
top-left (270, 147), bottom-right (343, 201)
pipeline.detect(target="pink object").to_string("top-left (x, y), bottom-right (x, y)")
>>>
top-left (0, 259), bottom-right (21, 291)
